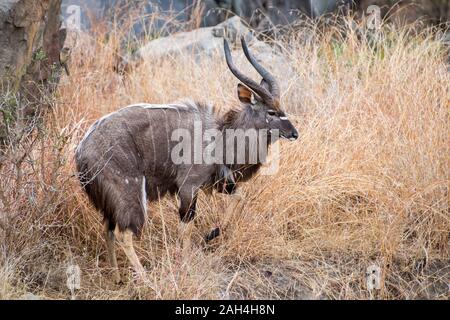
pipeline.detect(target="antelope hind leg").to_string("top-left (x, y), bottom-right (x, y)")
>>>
top-left (177, 185), bottom-right (199, 253)
top-left (115, 228), bottom-right (146, 282)
top-left (104, 222), bottom-right (121, 284)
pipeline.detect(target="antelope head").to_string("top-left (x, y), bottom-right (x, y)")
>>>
top-left (224, 36), bottom-right (299, 141)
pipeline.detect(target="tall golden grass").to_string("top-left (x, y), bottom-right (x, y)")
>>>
top-left (0, 15), bottom-right (448, 299)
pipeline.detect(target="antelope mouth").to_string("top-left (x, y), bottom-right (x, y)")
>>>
top-left (280, 133), bottom-right (298, 141)
top-left (268, 130), bottom-right (296, 141)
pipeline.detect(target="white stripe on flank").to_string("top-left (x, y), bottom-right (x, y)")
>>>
top-left (141, 176), bottom-right (147, 215)
top-left (137, 103), bottom-right (187, 110)
top-left (280, 116), bottom-right (289, 120)
top-left (128, 103), bottom-right (152, 108)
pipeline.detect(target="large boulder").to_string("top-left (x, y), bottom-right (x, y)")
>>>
top-left (132, 16), bottom-right (292, 77)
top-left (134, 16), bottom-right (251, 61)
top-left (126, 16), bottom-right (294, 102)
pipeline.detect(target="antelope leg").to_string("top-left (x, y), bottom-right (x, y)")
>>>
top-left (206, 190), bottom-right (244, 243)
top-left (115, 228), bottom-right (146, 281)
top-left (223, 189), bottom-right (245, 224)
top-left (205, 227), bottom-right (220, 243)
top-left (104, 221), bottom-right (121, 284)
top-left (178, 222), bottom-right (195, 255)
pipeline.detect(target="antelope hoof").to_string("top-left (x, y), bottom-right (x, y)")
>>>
top-left (205, 227), bottom-right (220, 243)
top-left (113, 274), bottom-right (122, 285)
top-left (231, 189), bottom-right (244, 200)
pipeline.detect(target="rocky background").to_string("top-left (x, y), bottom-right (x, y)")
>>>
top-left (60, 0), bottom-right (449, 32)
top-left (0, 0), bottom-right (449, 145)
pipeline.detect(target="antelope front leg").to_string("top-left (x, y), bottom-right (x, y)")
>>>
top-left (178, 186), bottom-right (198, 223)
top-left (223, 189), bottom-right (245, 225)
top-left (115, 228), bottom-right (146, 282)
top-left (177, 187), bottom-right (198, 253)
top-left (204, 189), bottom-right (245, 243)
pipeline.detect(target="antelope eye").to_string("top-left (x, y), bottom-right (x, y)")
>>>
top-left (267, 110), bottom-right (277, 116)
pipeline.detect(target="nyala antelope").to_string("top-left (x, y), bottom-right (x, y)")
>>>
top-left (75, 37), bottom-right (298, 283)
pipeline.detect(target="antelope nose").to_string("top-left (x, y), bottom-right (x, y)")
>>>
top-left (290, 129), bottom-right (299, 141)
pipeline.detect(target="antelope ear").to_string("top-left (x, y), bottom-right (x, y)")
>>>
top-left (237, 83), bottom-right (255, 104)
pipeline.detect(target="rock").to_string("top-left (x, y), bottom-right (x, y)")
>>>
top-left (60, 1), bottom-right (344, 31)
top-left (0, 0), bottom-right (64, 94)
top-left (0, 0), bottom-right (65, 144)
top-left (131, 16), bottom-right (293, 81)
top-left (126, 16), bottom-right (294, 97)
top-left (134, 16), bottom-right (251, 61)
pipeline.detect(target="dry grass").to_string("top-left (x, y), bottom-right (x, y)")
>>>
top-left (0, 16), bottom-right (448, 300)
